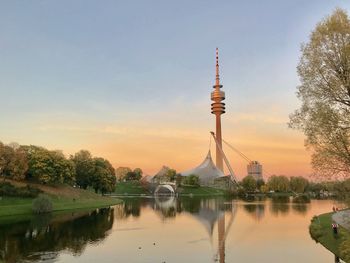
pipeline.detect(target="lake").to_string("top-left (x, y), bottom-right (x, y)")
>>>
top-left (0, 197), bottom-right (344, 263)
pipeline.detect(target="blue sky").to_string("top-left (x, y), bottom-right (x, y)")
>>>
top-left (1, 1), bottom-right (349, 177)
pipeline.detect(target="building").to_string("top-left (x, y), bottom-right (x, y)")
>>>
top-left (247, 161), bottom-right (263, 180)
top-left (181, 151), bottom-right (225, 186)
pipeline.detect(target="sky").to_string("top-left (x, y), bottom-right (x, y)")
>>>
top-left (1, 0), bottom-right (350, 179)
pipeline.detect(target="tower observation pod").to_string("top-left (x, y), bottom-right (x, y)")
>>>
top-left (211, 48), bottom-right (225, 172)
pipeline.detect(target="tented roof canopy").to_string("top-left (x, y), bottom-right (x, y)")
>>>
top-left (181, 151), bottom-right (225, 185)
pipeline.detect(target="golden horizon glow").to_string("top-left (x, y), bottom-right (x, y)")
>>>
top-left (3, 107), bottom-right (312, 179)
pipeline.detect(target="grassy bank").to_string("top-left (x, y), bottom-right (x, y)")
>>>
top-left (0, 180), bottom-right (121, 219)
top-left (113, 181), bottom-right (150, 195)
top-left (309, 211), bottom-right (350, 260)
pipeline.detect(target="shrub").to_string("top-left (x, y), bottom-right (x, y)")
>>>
top-left (0, 182), bottom-right (42, 198)
top-left (0, 182), bottom-right (17, 196)
top-left (17, 185), bottom-right (43, 198)
top-left (32, 194), bottom-right (53, 214)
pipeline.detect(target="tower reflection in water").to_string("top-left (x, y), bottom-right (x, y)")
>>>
top-left (114, 197), bottom-right (235, 262)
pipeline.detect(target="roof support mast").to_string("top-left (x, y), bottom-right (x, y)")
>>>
top-left (210, 131), bottom-right (237, 184)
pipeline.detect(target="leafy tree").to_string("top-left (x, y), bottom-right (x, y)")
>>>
top-left (182, 174), bottom-right (199, 187)
top-left (90, 158), bottom-right (116, 194)
top-left (290, 176), bottom-right (309, 193)
top-left (0, 142), bottom-right (28, 181)
top-left (256, 179), bottom-right (265, 191)
top-left (260, 184), bottom-right (269, 193)
top-left (0, 142), bottom-right (15, 180)
top-left (10, 147), bottom-right (28, 181)
top-left (241, 175), bottom-right (257, 192)
top-left (133, 168), bottom-right (143, 179)
top-left (333, 179), bottom-right (350, 199)
top-left (71, 150), bottom-right (94, 189)
top-left (116, 167), bottom-right (132, 181)
top-left (22, 146), bottom-right (75, 184)
top-left (124, 168), bottom-right (143, 181)
top-left (289, 8), bottom-right (350, 178)
top-left (267, 175), bottom-right (290, 192)
top-left (165, 169), bottom-right (177, 182)
top-left (125, 172), bottom-right (140, 181)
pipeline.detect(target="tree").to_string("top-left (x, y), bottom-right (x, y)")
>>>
top-left (290, 176), bottom-right (309, 193)
top-left (289, 8), bottom-right (350, 178)
top-left (182, 174), bottom-right (199, 187)
top-left (0, 142), bottom-right (28, 181)
top-left (124, 168), bottom-right (143, 181)
top-left (116, 167), bottom-right (132, 181)
top-left (10, 147), bottom-right (28, 181)
top-left (241, 175), bottom-right (257, 192)
top-left (256, 179), bottom-right (265, 191)
top-left (267, 175), bottom-right (290, 192)
top-left (165, 169), bottom-right (177, 182)
top-left (22, 145), bottom-right (75, 184)
top-left (71, 150), bottom-right (94, 189)
top-left (133, 168), bottom-right (143, 180)
top-left (51, 150), bottom-right (75, 184)
top-left (90, 158), bottom-right (116, 194)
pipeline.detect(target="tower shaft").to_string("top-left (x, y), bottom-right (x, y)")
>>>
top-left (211, 48), bottom-right (225, 172)
top-left (215, 114), bottom-right (224, 171)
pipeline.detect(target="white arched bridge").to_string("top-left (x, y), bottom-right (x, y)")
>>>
top-left (154, 182), bottom-right (176, 196)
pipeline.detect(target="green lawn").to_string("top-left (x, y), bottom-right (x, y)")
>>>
top-left (178, 186), bottom-right (226, 196)
top-left (310, 211), bottom-right (350, 260)
top-left (0, 196), bottom-right (121, 218)
top-left (113, 181), bottom-right (150, 195)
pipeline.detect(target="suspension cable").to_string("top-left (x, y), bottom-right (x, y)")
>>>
top-left (222, 139), bottom-right (251, 163)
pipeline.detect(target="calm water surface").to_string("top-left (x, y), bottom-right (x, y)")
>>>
top-left (0, 197), bottom-right (344, 263)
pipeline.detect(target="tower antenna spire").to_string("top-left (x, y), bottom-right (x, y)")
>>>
top-left (216, 47), bottom-right (220, 86)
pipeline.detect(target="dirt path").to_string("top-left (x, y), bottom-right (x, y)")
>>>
top-left (332, 210), bottom-right (350, 230)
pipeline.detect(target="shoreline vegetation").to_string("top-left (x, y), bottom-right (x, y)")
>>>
top-left (310, 211), bottom-right (350, 261)
top-left (111, 181), bottom-right (228, 196)
top-left (0, 179), bottom-right (121, 221)
top-left (111, 181), bottom-right (314, 200)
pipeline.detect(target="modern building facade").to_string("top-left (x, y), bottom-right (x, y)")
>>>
top-left (247, 161), bottom-right (263, 180)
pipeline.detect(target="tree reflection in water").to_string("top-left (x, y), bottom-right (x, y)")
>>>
top-left (270, 196), bottom-right (291, 216)
top-left (243, 203), bottom-right (265, 221)
top-left (0, 208), bottom-right (114, 263)
top-left (292, 203), bottom-right (309, 215)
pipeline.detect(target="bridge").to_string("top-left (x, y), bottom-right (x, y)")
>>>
top-left (154, 182), bottom-right (176, 195)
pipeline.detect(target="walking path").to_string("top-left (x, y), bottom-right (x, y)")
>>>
top-left (333, 210), bottom-right (350, 230)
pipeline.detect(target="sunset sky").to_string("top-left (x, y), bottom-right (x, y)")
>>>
top-left (1, 1), bottom-right (350, 179)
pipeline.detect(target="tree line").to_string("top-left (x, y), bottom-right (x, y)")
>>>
top-left (240, 175), bottom-right (310, 194)
top-left (240, 174), bottom-right (350, 198)
top-left (0, 142), bottom-right (116, 194)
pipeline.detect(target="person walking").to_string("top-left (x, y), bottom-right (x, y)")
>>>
top-left (332, 222), bottom-right (339, 235)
